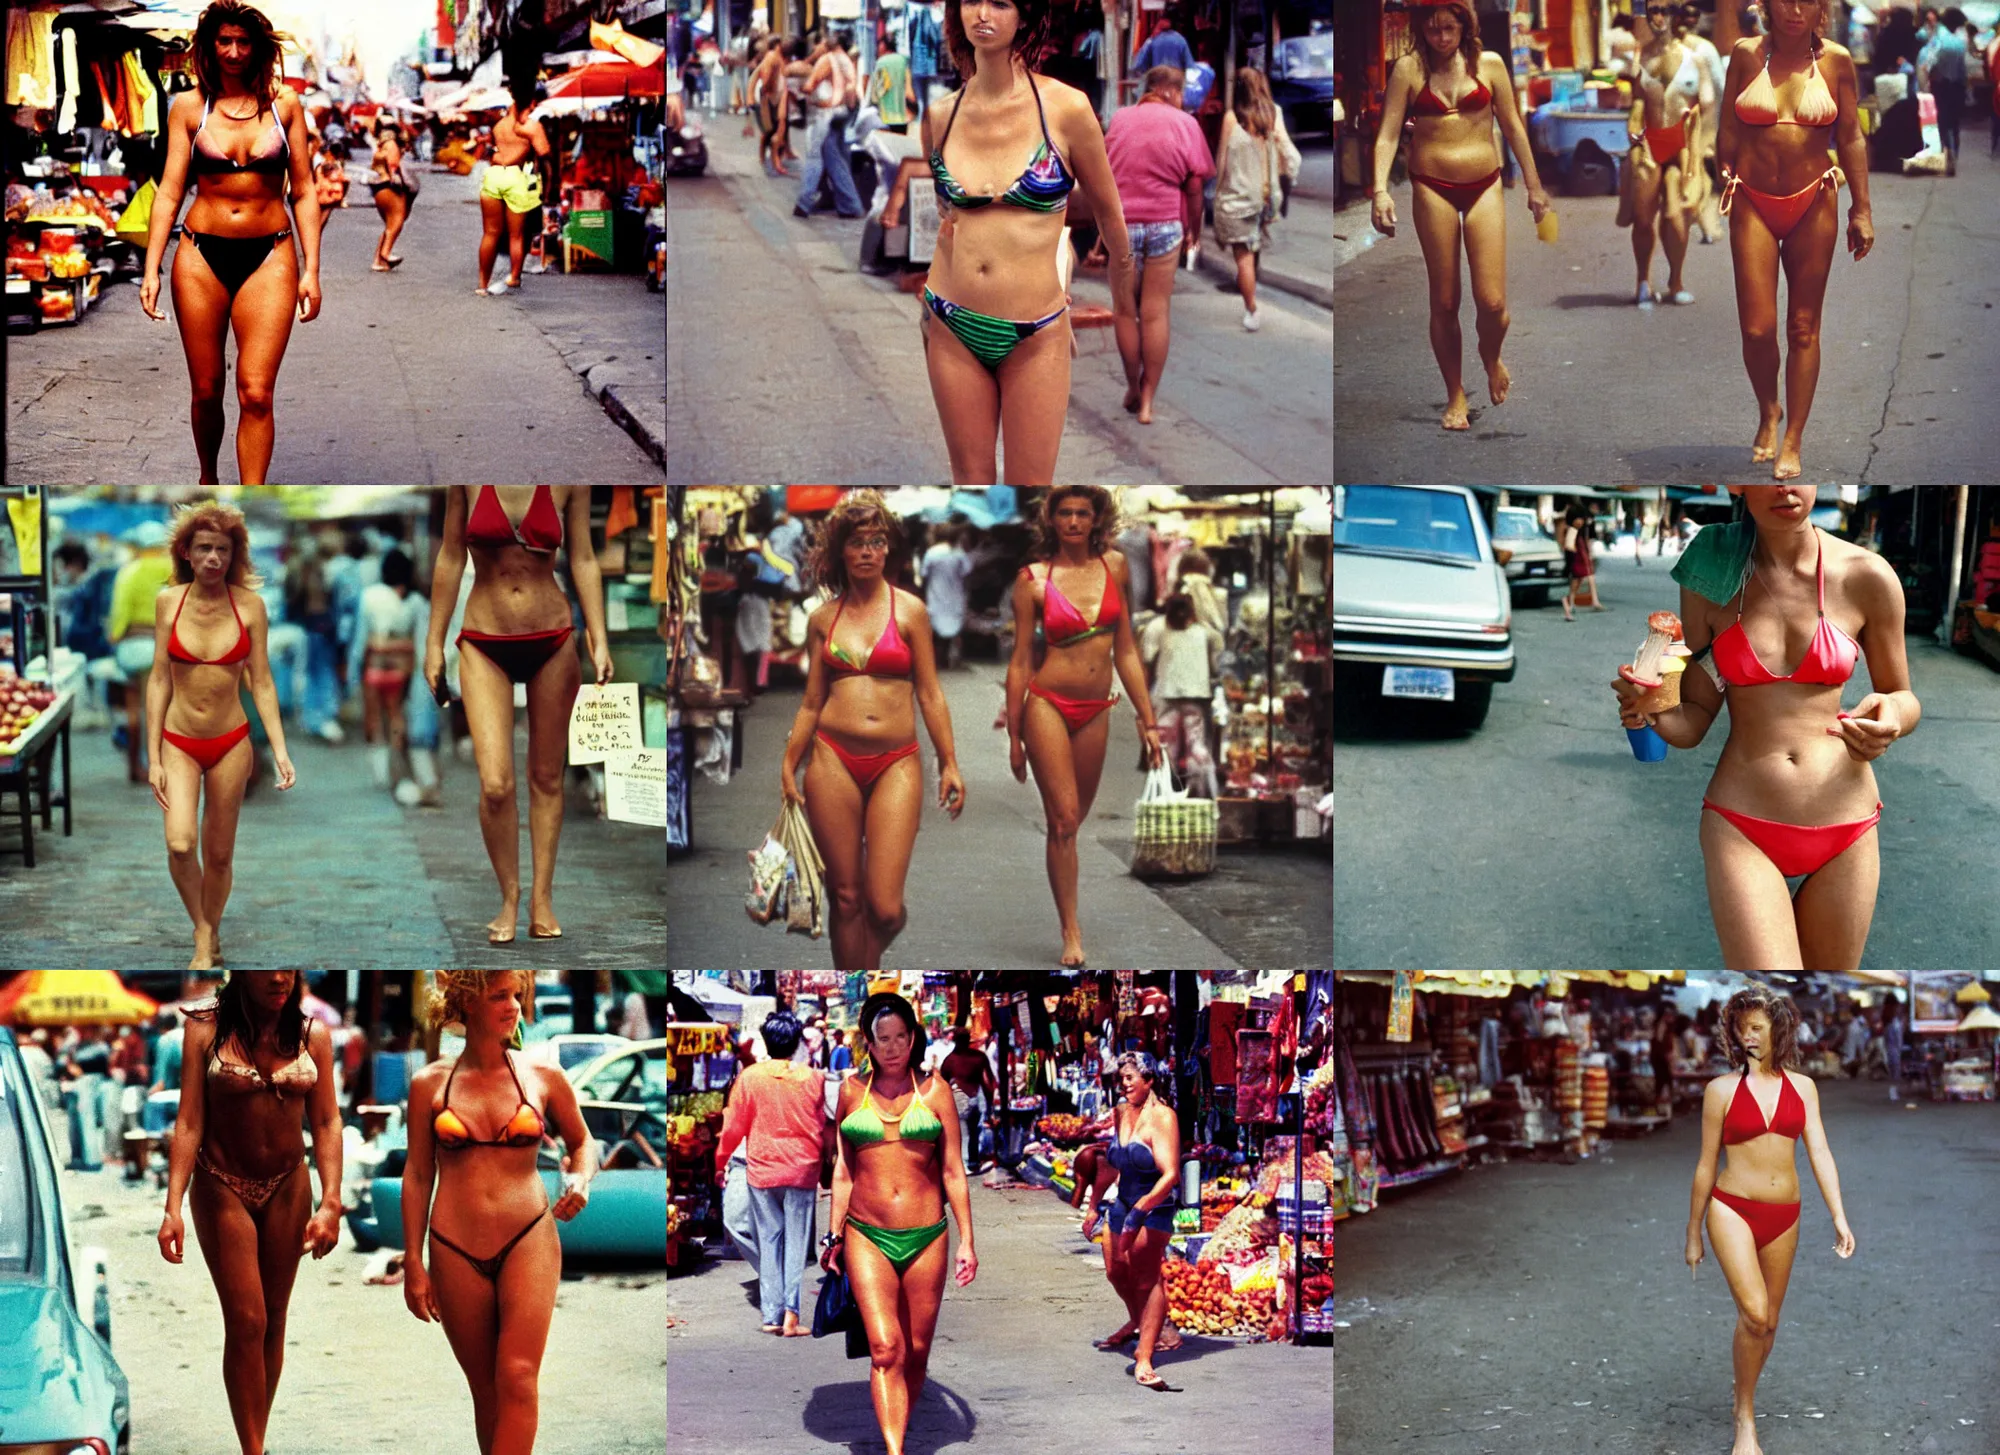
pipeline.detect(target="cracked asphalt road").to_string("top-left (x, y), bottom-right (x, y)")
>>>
top-left (1333, 145), bottom-right (1999, 486)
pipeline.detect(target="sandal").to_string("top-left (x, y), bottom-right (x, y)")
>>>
top-left (1135, 1371), bottom-right (1179, 1392)
top-left (1093, 1329), bottom-right (1137, 1350)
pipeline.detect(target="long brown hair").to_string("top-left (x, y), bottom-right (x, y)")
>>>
top-left (942, 0), bottom-right (1053, 84)
top-left (1720, 984), bottom-right (1802, 1073)
top-left (1408, 1), bottom-right (1484, 84)
top-left (192, 0), bottom-right (283, 108)
top-left (806, 489), bottom-right (903, 597)
top-left (1031, 487), bottom-right (1118, 561)
top-left (1231, 66), bottom-right (1277, 138)
top-left (168, 501), bottom-right (263, 588)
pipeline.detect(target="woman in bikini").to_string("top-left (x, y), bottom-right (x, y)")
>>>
top-left (1005, 487), bottom-right (1161, 968)
top-left (1684, 984), bottom-right (1853, 1455)
top-left (1092, 1052), bottom-right (1184, 1390)
top-left (158, 972), bottom-right (343, 1455)
top-left (424, 487), bottom-right (613, 946)
top-left (403, 972), bottom-right (597, 1455)
top-left (147, 502), bottom-right (296, 971)
top-left (139, 0), bottom-right (322, 485)
top-left (821, 993), bottom-right (977, 1455)
top-left (368, 119), bottom-right (416, 271)
top-left (1612, 486), bottom-right (1920, 970)
top-left (1368, 0), bottom-right (1549, 431)
top-left (921, 0), bottom-right (1136, 484)
top-left (780, 491), bottom-right (965, 972)
top-left (1622, 0), bottom-right (1711, 306)
top-left (477, 86), bottom-right (552, 295)
top-left (1716, 0), bottom-right (1872, 479)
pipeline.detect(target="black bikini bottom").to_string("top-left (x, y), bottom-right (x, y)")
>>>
top-left (186, 228), bottom-right (293, 299)
top-left (458, 627), bottom-right (574, 685)
top-left (430, 1204), bottom-right (551, 1284)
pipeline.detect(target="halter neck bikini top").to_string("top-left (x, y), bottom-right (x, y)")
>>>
top-left (1710, 529), bottom-right (1859, 688)
top-left (1735, 39), bottom-right (1837, 127)
top-left (208, 1036), bottom-right (317, 1096)
top-left (1033, 559), bottom-right (1123, 647)
top-left (466, 486), bottom-right (564, 554)
top-left (1722, 1071), bottom-right (1805, 1144)
top-left (839, 1073), bottom-right (944, 1145)
top-left (167, 585), bottom-right (252, 666)
top-left (930, 72), bottom-right (1075, 214)
top-left (433, 1050), bottom-right (546, 1150)
top-left (1408, 72), bottom-right (1491, 117)
top-left (823, 586), bottom-right (915, 678)
top-left (191, 96), bottom-right (290, 175)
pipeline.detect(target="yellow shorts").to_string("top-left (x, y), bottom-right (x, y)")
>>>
top-left (480, 163), bottom-right (543, 213)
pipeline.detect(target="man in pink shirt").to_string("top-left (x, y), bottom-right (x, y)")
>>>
top-left (1104, 66), bottom-right (1216, 425)
top-left (714, 1011), bottom-right (832, 1334)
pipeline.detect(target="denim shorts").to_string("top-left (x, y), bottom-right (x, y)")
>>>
top-left (1129, 220), bottom-right (1184, 260)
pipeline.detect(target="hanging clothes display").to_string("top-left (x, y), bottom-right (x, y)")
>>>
top-left (119, 50), bottom-right (158, 135)
top-left (57, 27), bottom-right (79, 133)
top-left (7, 9), bottom-right (58, 109)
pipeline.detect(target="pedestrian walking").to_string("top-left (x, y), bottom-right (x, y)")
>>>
top-left (1130, 15), bottom-right (1196, 77)
top-left (1104, 65), bottom-right (1214, 424)
top-left (937, 1028), bottom-right (998, 1171)
top-left (110, 523), bottom-right (177, 782)
top-left (402, 973), bottom-right (597, 1455)
top-left (1215, 66), bottom-right (1310, 333)
top-left (1141, 592), bottom-right (1222, 798)
top-left (822, 994), bottom-right (978, 1455)
top-left (359, 548), bottom-right (419, 794)
top-left (751, 37), bottom-right (792, 175)
top-left (158, 973), bottom-right (344, 1455)
top-left (424, 488), bottom-right (613, 945)
top-left (918, 524), bottom-right (975, 668)
top-left (1174, 549), bottom-right (1226, 636)
top-left (1917, 8), bottom-right (1969, 173)
top-left (1881, 1001), bottom-right (1904, 1099)
top-left (871, 33), bottom-right (918, 133)
top-left (476, 85), bottom-right (552, 295)
top-left (367, 119), bottom-right (416, 271)
top-left (66, 1028), bottom-right (112, 1170)
top-left (1715, 0), bottom-right (1872, 479)
top-left (138, 0), bottom-right (322, 486)
top-left (1841, 1009), bottom-right (1869, 1076)
top-left (1684, 986), bottom-right (1854, 1455)
top-left (1559, 505), bottom-right (1604, 619)
top-left (1093, 1052), bottom-right (1183, 1389)
top-left (1369, 3), bottom-right (1550, 426)
top-left (1620, 2), bottom-right (1710, 307)
top-left (713, 1011), bottom-right (829, 1335)
top-left (148, 503), bottom-right (298, 971)
top-left (782, 38), bottom-right (815, 165)
top-left (795, 30), bottom-right (865, 218)
top-left (311, 130), bottom-right (348, 242)
top-left (284, 529), bottom-right (345, 744)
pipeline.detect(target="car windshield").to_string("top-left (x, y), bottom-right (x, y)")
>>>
top-left (579, 1047), bottom-right (668, 1107)
top-left (559, 1041), bottom-right (614, 1071)
top-left (1493, 509), bottom-right (1548, 540)
top-left (1283, 37), bottom-right (1334, 76)
top-left (1334, 486), bottom-right (1483, 563)
top-left (0, 1061), bottom-right (41, 1275)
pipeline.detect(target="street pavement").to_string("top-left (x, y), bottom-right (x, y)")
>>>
top-left (1332, 546), bottom-right (2000, 971)
top-left (1332, 144), bottom-right (2000, 486)
top-left (1333, 1076), bottom-right (2000, 1455)
top-left (668, 1171), bottom-right (1332, 1453)
top-left (0, 706), bottom-right (665, 970)
top-left (5, 167), bottom-right (665, 484)
top-left (666, 660), bottom-right (1340, 970)
top-left (665, 108), bottom-right (1333, 487)
top-left (49, 1139), bottom-right (666, 1454)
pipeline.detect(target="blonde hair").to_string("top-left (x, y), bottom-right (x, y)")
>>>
top-left (168, 501), bottom-right (263, 588)
top-left (422, 971), bottom-right (536, 1032)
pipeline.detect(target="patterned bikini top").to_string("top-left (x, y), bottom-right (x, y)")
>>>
top-left (207, 1036), bottom-right (317, 1098)
top-left (433, 1050), bottom-right (546, 1150)
top-left (930, 72), bottom-right (1075, 215)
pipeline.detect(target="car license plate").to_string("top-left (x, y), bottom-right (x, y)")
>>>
top-left (1382, 666), bottom-right (1454, 702)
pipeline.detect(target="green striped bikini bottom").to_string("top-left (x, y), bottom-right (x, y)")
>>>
top-left (924, 287), bottom-right (1068, 371)
top-left (846, 1215), bottom-right (949, 1274)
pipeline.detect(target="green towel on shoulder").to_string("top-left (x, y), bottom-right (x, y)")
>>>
top-left (1671, 496), bottom-right (1755, 606)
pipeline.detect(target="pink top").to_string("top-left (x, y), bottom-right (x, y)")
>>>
top-left (1105, 99), bottom-right (1215, 225)
top-left (716, 1060), bottom-right (828, 1190)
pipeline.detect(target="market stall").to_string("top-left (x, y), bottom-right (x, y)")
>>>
top-left (533, 24), bottom-right (667, 282)
top-left (665, 1020), bottom-right (736, 1270)
top-left (0, 486), bottom-right (74, 866)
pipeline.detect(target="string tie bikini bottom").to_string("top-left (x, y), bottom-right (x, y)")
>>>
top-left (923, 286), bottom-right (1067, 371)
top-left (431, 1204), bottom-right (551, 1284)
top-left (196, 1147), bottom-right (301, 1213)
top-left (164, 721), bottom-right (252, 771)
top-left (1702, 798), bottom-right (1881, 879)
top-left (458, 627), bottom-right (575, 686)
top-left (1711, 1187), bottom-right (1801, 1250)
top-left (815, 733), bottom-right (919, 790)
top-left (185, 229), bottom-right (293, 300)
top-left (1719, 166), bottom-right (1845, 242)
top-left (845, 1215), bottom-right (948, 1275)
top-left (1409, 168), bottom-right (1502, 213)
top-left (1026, 681), bottom-right (1118, 733)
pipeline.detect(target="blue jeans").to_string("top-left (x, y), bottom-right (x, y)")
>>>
top-left (67, 1075), bottom-right (105, 1168)
top-left (797, 108), bottom-right (862, 216)
top-left (745, 1183), bottom-right (815, 1325)
top-left (302, 627), bottom-right (341, 733)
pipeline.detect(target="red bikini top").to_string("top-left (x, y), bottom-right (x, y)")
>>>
top-left (467, 486), bottom-right (563, 554)
top-left (1722, 1071), bottom-right (1805, 1144)
top-left (1409, 74), bottom-right (1492, 117)
top-left (167, 584), bottom-right (251, 666)
top-left (1710, 530), bottom-right (1859, 688)
top-left (1030, 559), bottom-right (1123, 647)
top-left (823, 586), bottom-right (914, 679)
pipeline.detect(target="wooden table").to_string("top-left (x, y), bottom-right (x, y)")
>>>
top-left (0, 689), bottom-right (74, 867)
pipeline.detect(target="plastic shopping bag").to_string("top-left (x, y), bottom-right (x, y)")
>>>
top-left (744, 824), bottom-right (789, 924)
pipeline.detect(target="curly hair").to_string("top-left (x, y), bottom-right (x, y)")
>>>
top-left (168, 501), bottom-right (263, 588)
top-left (192, 1), bottom-right (283, 108)
top-left (805, 490), bottom-right (903, 597)
top-left (1719, 984), bottom-right (1801, 1072)
top-left (943, 0), bottom-right (1054, 81)
top-left (421, 972), bottom-right (537, 1034)
top-left (1406, 1), bottom-right (1483, 82)
top-left (1030, 487), bottom-right (1118, 561)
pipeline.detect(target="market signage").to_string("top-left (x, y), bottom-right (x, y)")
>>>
top-left (604, 748), bottom-right (667, 828)
top-left (569, 682), bottom-right (642, 764)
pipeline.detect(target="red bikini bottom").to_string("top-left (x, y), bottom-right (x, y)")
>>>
top-left (1644, 116), bottom-right (1690, 167)
top-left (1702, 799), bottom-right (1881, 879)
top-left (1711, 1187), bottom-right (1801, 1250)
top-left (1720, 166), bottom-right (1845, 242)
top-left (1410, 168), bottom-right (1502, 213)
top-left (1026, 681), bottom-right (1117, 733)
top-left (815, 733), bottom-right (918, 790)
top-left (163, 721), bottom-right (251, 771)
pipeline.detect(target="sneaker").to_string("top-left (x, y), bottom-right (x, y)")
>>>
top-left (1242, 309), bottom-right (1261, 332)
top-left (314, 721), bottom-right (345, 745)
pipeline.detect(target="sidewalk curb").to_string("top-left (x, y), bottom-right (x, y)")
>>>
top-left (596, 377), bottom-right (666, 471)
top-left (1194, 241), bottom-right (1332, 310)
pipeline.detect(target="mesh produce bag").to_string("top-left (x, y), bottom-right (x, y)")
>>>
top-left (1130, 764), bottom-right (1216, 879)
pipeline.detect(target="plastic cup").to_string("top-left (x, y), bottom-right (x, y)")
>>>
top-left (1627, 724), bottom-right (1668, 762)
top-left (1537, 209), bottom-right (1559, 244)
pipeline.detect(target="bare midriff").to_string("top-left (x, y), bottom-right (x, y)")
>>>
top-left (1406, 85), bottom-right (1501, 185)
top-left (1715, 1076), bottom-right (1802, 1203)
top-left (165, 590), bottom-right (249, 739)
top-left (463, 545), bottom-right (572, 637)
top-left (1735, 54), bottom-right (1838, 195)
top-left (183, 149), bottom-right (290, 239)
top-left (845, 1111), bottom-right (945, 1229)
top-left (818, 671), bottom-right (917, 756)
top-left (203, 1049), bottom-right (309, 1179)
top-left (927, 82), bottom-right (1067, 318)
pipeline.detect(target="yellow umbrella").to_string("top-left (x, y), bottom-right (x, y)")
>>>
top-left (1954, 981), bottom-right (1992, 1004)
top-left (1954, 1004), bottom-right (2000, 1033)
top-left (0, 972), bottom-right (160, 1026)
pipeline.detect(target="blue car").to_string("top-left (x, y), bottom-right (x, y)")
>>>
top-left (0, 1027), bottom-right (131, 1455)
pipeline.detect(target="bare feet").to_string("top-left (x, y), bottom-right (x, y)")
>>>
top-left (1485, 358), bottom-right (1510, 406)
top-left (188, 929), bottom-right (218, 973)
top-left (1059, 932), bottom-right (1086, 968)
top-left (1773, 439), bottom-right (1802, 480)
top-left (1123, 383), bottom-right (1141, 414)
top-left (1093, 1324), bottom-right (1137, 1349)
top-left (778, 1314), bottom-right (810, 1337)
top-left (488, 898), bottom-right (519, 945)
top-left (529, 898), bottom-right (562, 939)
top-left (1751, 411), bottom-right (1782, 463)
top-left (1442, 392), bottom-right (1471, 431)
top-left (1729, 1413), bottom-right (1762, 1455)
top-left (1137, 396), bottom-right (1154, 425)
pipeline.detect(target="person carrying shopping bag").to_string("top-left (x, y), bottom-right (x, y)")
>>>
top-left (1211, 67), bottom-right (1300, 331)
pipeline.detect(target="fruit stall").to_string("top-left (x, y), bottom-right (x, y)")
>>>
top-left (1, 486), bottom-right (72, 867)
top-left (665, 1021), bottom-right (735, 1272)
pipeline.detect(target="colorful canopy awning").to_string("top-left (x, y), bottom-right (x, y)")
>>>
top-left (0, 972), bottom-right (160, 1026)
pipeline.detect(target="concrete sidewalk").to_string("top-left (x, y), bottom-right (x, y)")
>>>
top-left (1192, 136), bottom-right (1335, 309)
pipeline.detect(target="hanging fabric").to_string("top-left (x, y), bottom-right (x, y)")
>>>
top-left (57, 26), bottom-right (78, 132)
top-left (120, 51), bottom-right (158, 135)
top-left (7, 9), bottom-right (58, 109)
